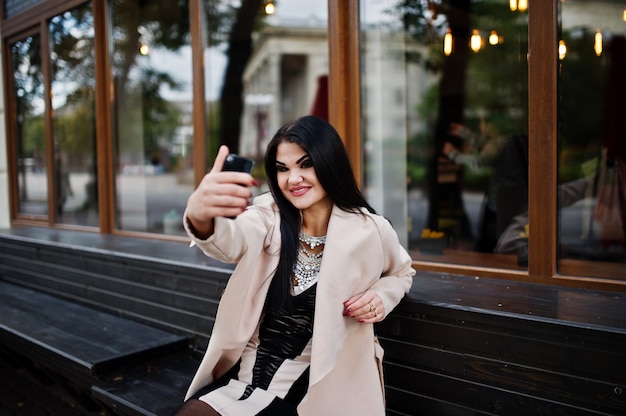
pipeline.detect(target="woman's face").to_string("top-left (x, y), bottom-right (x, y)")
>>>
top-left (275, 141), bottom-right (330, 213)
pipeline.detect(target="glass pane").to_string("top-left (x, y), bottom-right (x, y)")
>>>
top-left (360, 0), bottom-right (528, 269)
top-left (110, 0), bottom-right (194, 235)
top-left (207, 0), bottom-right (329, 183)
top-left (49, 3), bottom-right (99, 226)
top-left (557, 1), bottom-right (626, 278)
top-left (11, 35), bottom-right (48, 216)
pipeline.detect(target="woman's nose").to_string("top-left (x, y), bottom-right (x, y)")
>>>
top-left (288, 170), bottom-right (302, 183)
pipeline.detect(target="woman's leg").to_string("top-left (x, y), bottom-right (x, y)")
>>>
top-left (173, 399), bottom-right (221, 416)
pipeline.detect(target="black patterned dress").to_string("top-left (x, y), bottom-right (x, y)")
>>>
top-left (192, 284), bottom-right (317, 415)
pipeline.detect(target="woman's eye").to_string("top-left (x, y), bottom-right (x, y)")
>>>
top-left (276, 165), bottom-right (288, 172)
top-left (301, 160), bottom-right (313, 169)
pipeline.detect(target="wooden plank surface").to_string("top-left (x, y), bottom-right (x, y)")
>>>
top-left (0, 280), bottom-right (188, 377)
top-left (92, 352), bottom-right (201, 416)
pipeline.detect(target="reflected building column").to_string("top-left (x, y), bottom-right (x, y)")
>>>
top-left (245, 93), bottom-right (274, 169)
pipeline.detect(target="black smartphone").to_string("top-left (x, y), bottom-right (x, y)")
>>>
top-left (222, 154), bottom-right (254, 174)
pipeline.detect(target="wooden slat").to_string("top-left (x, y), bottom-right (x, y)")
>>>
top-left (380, 338), bottom-right (626, 414)
top-left (383, 363), bottom-right (608, 416)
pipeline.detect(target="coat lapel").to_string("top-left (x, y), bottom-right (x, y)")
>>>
top-left (308, 206), bottom-right (382, 386)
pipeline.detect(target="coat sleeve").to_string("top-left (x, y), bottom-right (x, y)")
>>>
top-left (183, 196), bottom-right (275, 264)
top-left (368, 217), bottom-right (415, 318)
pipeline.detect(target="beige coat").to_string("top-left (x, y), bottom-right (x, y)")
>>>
top-left (184, 193), bottom-right (415, 415)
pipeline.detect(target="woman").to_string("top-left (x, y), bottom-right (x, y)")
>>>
top-left (177, 116), bottom-right (415, 415)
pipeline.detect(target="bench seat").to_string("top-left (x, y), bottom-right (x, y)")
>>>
top-left (92, 352), bottom-right (201, 416)
top-left (0, 280), bottom-right (189, 388)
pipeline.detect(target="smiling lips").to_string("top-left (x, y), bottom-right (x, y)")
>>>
top-left (290, 186), bottom-right (310, 197)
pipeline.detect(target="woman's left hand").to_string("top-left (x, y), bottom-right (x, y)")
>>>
top-left (343, 291), bottom-right (385, 323)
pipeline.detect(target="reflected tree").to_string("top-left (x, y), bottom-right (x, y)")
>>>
top-left (49, 6), bottom-right (96, 164)
top-left (110, 0), bottom-right (266, 158)
top-left (392, 0), bottom-right (529, 240)
top-left (11, 36), bottom-right (44, 201)
top-left (110, 0), bottom-right (189, 167)
top-left (216, 0), bottom-right (264, 154)
top-left (141, 67), bottom-right (183, 166)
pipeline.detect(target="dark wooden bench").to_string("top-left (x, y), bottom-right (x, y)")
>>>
top-left (376, 272), bottom-right (626, 415)
top-left (2, 228), bottom-right (626, 416)
top-left (0, 229), bottom-right (227, 415)
top-left (0, 279), bottom-right (202, 415)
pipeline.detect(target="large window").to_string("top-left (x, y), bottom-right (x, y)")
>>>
top-left (557, 0), bottom-right (626, 280)
top-left (110, 0), bottom-right (194, 235)
top-left (9, 3), bottom-right (98, 226)
top-left (360, 0), bottom-right (529, 270)
top-left (10, 34), bottom-right (46, 218)
top-left (50, 3), bottom-right (98, 226)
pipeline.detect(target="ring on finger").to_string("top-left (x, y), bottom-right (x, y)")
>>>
top-left (369, 302), bottom-right (377, 313)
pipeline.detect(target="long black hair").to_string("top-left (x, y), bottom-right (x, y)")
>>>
top-left (264, 115), bottom-right (375, 311)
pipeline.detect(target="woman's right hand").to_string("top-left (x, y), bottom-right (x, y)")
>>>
top-left (185, 145), bottom-right (257, 238)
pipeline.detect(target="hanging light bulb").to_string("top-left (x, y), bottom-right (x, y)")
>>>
top-left (510, 0), bottom-right (517, 12)
top-left (518, 0), bottom-right (527, 12)
top-left (443, 29), bottom-right (453, 56)
top-left (470, 29), bottom-right (482, 53)
top-left (594, 30), bottom-right (603, 56)
top-left (623, 6), bottom-right (626, 22)
top-left (559, 40), bottom-right (567, 60)
top-left (264, 1), bottom-right (275, 15)
top-left (139, 42), bottom-right (150, 56)
top-left (488, 30), bottom-right (499, 45)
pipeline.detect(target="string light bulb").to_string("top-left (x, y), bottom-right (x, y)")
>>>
top-left (264, 1), bottom-right (275, 15)
top-left (443, 29), bottom-right (453, 56)
top-left (559, 40), bottom-right (567, 60)
top-left (489, 30), bottom-right (500, 45)
top-left (509, 0), bottom-right (527, 12)
top-left (594, 30), bottom-right (602, 56)
top-left (470, 29), bottom-right (482, 53)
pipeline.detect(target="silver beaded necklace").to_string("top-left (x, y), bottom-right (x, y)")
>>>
top-left (293, 232), bottom-right (327, 290)
top-left (298, 231), bottom-right (327, 249)
top-left (293, 245), bottom-right (323, 290)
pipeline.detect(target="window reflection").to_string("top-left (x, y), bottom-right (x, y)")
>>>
top-left (207, 1), bottom-right (329, 184)
top-left (49, 3), bottom-right (98, 226)
top-left (558, 1), bottom-right (626, 273)
top-left (106, 0), bottom-right (328, 236)
top-left (11, 35), bottom-right (47, 217)
top-left (110, 0), bottom-right (193, 235)
top-left (360, 0), bottom-right (528, 269)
